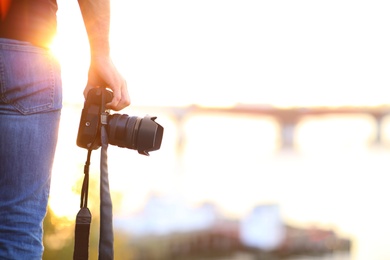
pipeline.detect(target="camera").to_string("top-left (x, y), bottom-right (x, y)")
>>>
top-left (77, 88), bottom-right (163, 155)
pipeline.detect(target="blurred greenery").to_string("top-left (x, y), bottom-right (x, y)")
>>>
top-left (42, 207), bottom-right (74, 260)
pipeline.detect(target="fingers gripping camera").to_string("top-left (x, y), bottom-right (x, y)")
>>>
top-left (77, 88), bottom-right (163, 155)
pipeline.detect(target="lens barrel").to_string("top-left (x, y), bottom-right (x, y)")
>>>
top-left (107, 114), bottom-right (163, 155)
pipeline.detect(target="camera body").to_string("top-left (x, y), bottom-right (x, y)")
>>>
top-left (77, 88), bottom-right (163, 155)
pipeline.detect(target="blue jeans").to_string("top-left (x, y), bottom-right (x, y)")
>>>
top-left (0, 39), bottom-right (62, 259)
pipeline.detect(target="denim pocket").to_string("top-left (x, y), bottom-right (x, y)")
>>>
top-left (0, 40), bottom-right (62, 115)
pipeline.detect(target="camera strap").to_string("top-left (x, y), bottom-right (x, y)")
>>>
top-left (98, 124), bottom-right (114, 259)
top-left (73, 126), bottom-right (114, 260)
top-left (74, 88), bottom-right (114, 259)
top-left (73, 150), bottom-right (92, 260)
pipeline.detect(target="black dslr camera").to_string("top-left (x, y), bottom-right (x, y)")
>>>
top-left (77, 88), bottom-right (163, 155)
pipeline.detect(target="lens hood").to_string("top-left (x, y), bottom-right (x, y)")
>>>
top-left (137, 115), bottom-right (164, 155)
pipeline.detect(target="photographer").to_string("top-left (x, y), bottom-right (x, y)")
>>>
top-left (0, 0), bottom-right (130, 259)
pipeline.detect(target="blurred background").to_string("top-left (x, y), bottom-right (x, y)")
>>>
top-left (44, 0), bottom-right (390, 259)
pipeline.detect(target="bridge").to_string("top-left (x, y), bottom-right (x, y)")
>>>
top-left (134, 104), bottom-right (390, 151)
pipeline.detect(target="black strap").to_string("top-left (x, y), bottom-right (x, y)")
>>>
top-left (80, 150), bottom-right (92, 209)
top-left (98, 124), bottom-right (114, 259)
top-left (73, 130), bottom-right (114, 260)
top-left (73, 150), bottom-right (92, 260)
top-left (73, 207), bottom-right (92, 260)
top-left (73, 132), bottom-right (114, 260)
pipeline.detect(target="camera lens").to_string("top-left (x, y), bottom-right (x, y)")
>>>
top-left (107, 114), bottom-right (163, 155)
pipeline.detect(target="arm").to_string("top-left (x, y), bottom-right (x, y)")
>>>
top-left (78, 0), bottom-right (130, 111)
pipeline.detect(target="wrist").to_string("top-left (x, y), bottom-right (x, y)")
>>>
top-left (90, 55), bottom-right (112, 65)
top-left (89, 43), bottom-right (110, 58)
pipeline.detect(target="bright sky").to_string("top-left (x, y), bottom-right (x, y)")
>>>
top-left (53, 0), bottom-right (390, 108)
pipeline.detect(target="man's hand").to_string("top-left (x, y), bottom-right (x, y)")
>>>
top-left (78, 0), bottom-right (130, 111)
top-left (83, 56), bottom-right (130, 111)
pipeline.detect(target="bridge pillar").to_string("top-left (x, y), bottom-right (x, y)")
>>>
top-left (169, 109), bottom-right (188, 156)
top-left (277, 111), bottom-right (301, 150)
top-left (372, 113), bottom-right (386, 146)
